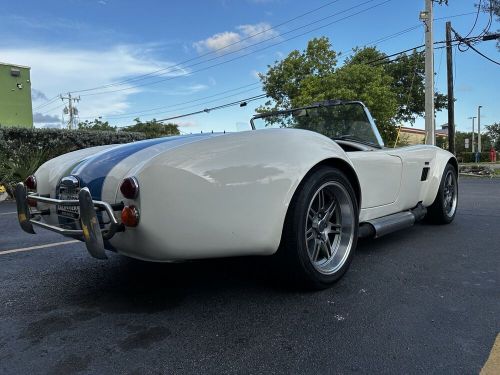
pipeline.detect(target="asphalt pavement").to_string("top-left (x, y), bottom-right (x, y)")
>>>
top-left (0, 177), bottom-right (499, 374)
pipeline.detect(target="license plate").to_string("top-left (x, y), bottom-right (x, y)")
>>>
top-left (57, 193), bottom-right (80, 219)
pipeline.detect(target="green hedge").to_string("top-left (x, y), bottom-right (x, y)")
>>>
top-left (459, 152), bottom-right (497, 163)
top-left (0, 127), bottom-right (147, 196)
top-left (0, 127), bottom-right (146, 160)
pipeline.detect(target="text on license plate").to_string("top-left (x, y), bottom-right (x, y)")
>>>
top-left (57, 193), bottom-right (80, 219)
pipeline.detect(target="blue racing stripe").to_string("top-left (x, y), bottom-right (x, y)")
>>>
top-left (71, 134), bottom-right (215, 200)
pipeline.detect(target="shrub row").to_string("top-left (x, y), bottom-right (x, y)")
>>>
top-left (0, 127), bottom-right (147, 196)
top-left (458, 152), bottom-right (497, 163)
top-left (0, 127), bottom-right (146, 160)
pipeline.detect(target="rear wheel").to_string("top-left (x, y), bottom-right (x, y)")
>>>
top-left (426, 163), bottom-right (458, 224)
top-left (280, 167), bottom-right (358, 290)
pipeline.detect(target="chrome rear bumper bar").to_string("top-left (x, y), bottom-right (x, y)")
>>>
top-left (14, 183), bottom-right (122, 259)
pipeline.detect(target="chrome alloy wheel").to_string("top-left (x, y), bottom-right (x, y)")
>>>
top-left (304, 181), bottom-right (355, 275)
top-left (443, 169), bottom-right (457, 217)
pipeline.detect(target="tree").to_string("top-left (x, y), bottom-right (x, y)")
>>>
top-left (486, 122), bottom-right (500, 150)
top-left (258, 38), bottom-right (447, 145)
top-left (77, 118), bottom-right (116, 131)
top-left (344, 47), bottom-right (447, 124)
top-left (123, 118), bottom-right (180, 138)
top-left (259, 38), bottom-right (398, 143)
top-left (455, 131), bottom-right (493, 154)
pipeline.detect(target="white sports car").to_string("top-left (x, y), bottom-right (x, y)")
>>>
top-left (15, 100), bottom-right (458, 289)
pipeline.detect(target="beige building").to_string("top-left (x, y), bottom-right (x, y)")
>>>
top-left (398, 125), bottom-right (448, 146)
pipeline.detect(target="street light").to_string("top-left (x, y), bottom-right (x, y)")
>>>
top-left (478, 106), bottom-right (482, 153)
top-left (468, 116), bottom-right (476, 153)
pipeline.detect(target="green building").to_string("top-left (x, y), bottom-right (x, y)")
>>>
top-left (0, 62), bottom-right (33, 128)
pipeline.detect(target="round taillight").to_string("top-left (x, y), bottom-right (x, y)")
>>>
top-left (121, 206), bottom-right (139, 227)
top-left (120, 177), bottom-right (139, 199)
top-left (25, 175), bottom-right (37, 190)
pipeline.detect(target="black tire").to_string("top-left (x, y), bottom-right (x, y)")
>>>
top-left (426, 163), bottom-right (458, 224)
top-left (279, 166), bottom-right (359, 290)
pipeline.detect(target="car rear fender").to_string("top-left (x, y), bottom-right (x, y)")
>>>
top-left (108, 129), bottom-right (357, 260)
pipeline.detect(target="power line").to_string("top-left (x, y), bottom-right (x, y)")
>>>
top-left (75, 9), bottom-right (476, 97)
top-left (83, 23), bottom-right (429, 121)
top-left (453, 28), bottom-right (500, 66)
top-left (459, 37), bottom-right (500, 66)
top-left (463, 0), bottom-right (482, 39)
top-left (153, 41), bottom-right (453, 124)
top-left (32, 95), bottom-right (60, 111)
top-left (77, 0), bottom-right (392, 97)
top-left (37, 103), bottom-right (65, 116)
top-left (74, 6), bottom-right (476, 97)
top-left (80, 32), bottom-right (475, 123)
top-left (31, 10), bottom-right (477, 112)
top-left (81, 85), bottom-right (263, 121)
top-left (156, 94), bottom-right (267, 123)
top-left (70, 0), bottom-right (346, 94)
top-left (340, 11), bottom-right (477, 56)
top-left (79, 82), bottom-right (261, 119)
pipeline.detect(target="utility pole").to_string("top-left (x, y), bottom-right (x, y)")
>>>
top-left (478, 105), bottom-right (482, 152)
top-left (421, 0), bottom-right (435, 145)
top-left (445, 21), bottom-right (455, 154)
top-left (60, 92), bottom-right (80, 129)
top-left (469, 116), bottom-right (476, 153)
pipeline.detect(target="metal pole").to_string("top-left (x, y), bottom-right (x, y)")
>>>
top-left (446, 21), bottom-right (455, 154)
top-left (478, 106), bottom-right (482, 153)
top-left (68, 93), bottom-right (73, 130)
top-left (423, 0), bottom-right (435, 145)
top-left (469, 116), bottom-right (476, 153)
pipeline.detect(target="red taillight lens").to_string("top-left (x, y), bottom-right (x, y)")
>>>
top-left (120, 177), bottom-right (139, 199)
top-left (121, 206), bottom-right (139, 227)
top-left (25, 175), bottom-right (37, 190)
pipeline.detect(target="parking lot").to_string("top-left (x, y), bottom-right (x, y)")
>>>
top-left (0, 177), bottom-right (499, 374)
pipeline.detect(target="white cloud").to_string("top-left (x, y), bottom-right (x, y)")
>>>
top-left (33, 113), bottom-right (60, 123)
top-left (161, 84), bottom-right (208, 96)
top-left (194, 31), bottom-right (241, 54)
top-left (0, 45), bottom-right (189, 123)
top-left (193, 22), bottom-right (279, 54)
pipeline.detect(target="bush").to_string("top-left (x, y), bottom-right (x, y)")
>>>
top-left (458, 152), bottom-right (497, 163)
top-left (0, 127), bottom-right (147, 197)
top-left (0, 127), bottom-right (146, 160)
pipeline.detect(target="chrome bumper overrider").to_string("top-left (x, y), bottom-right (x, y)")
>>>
top-left (14, 183), bottom-right (123, 259)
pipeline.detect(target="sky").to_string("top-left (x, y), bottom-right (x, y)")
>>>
top-left (0, 0), bottom-right (498, 135)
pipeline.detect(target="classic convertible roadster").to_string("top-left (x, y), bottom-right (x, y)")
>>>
top-left (15, 100), bottom-right (457, 288)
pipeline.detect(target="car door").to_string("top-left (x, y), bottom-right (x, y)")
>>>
top-left (347, 150), bottom-right (403, 209)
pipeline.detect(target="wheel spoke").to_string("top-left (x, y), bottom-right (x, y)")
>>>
top-left (311, 240), bottom-right (321, 261)
top-left (324, 236), bottom-right (332, 258)
top-left (306, 228), bottom-right (314, 241)
top-left (318, 189), bottom-right (325, 211)
top-left (322, 196), bottom-right (335, 218)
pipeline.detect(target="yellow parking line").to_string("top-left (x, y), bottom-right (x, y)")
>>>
top-left (0, 240), bottom-right (80, 255)
top-left (481, 334), bottom-right (500, 375)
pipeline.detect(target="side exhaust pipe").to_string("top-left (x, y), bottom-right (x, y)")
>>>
top-left (358, 204), bottom-right (427, 239)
